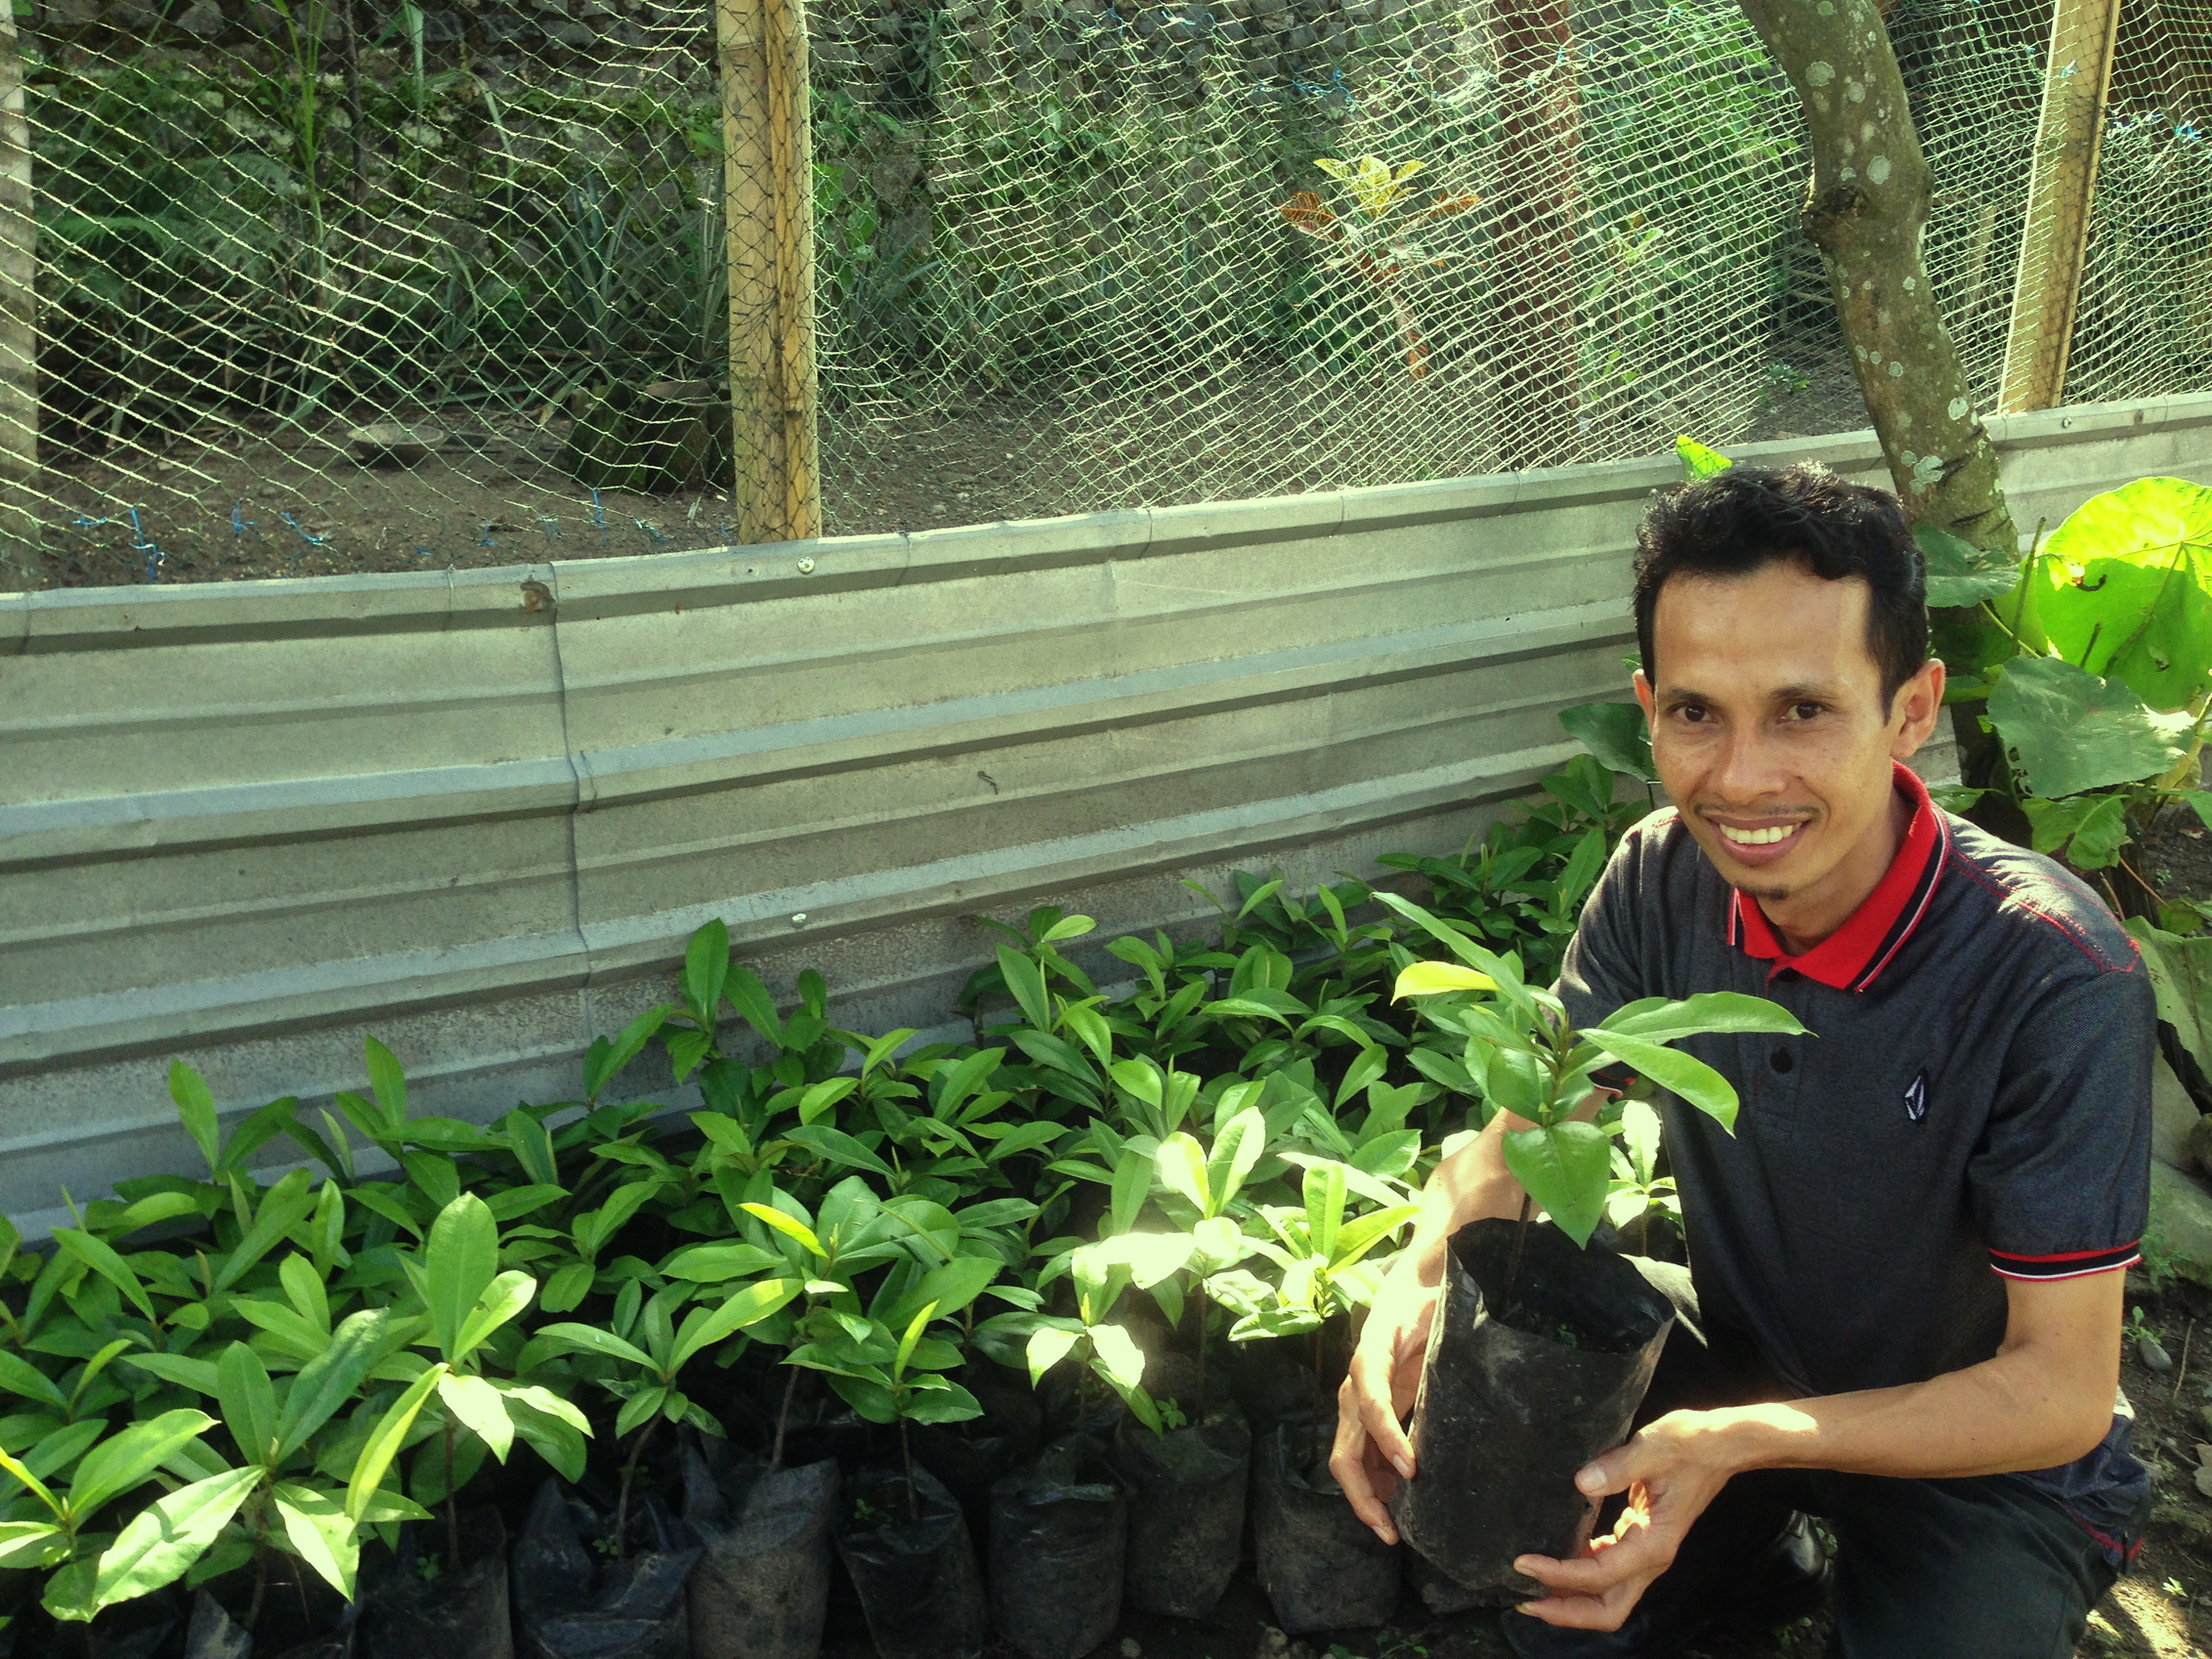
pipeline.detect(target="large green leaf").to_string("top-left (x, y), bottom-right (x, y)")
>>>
top-left (1153, 1132), bottom-right (1211, 1215)
top-left (2020, 792), bottom-right (2131, 871)
top-left (1915, 525), bottom-right (2021, 609)
top-left (2024, 476), bottom-right (2212, 712)
top-left (878, 1258), bottom-right (999, 1335)
top-left (53, 1465), bottom-right (261, 1620)
top-left (1675, 435), bottom-right (1731, 480)
top-left (2126, 919), bottom-right (2212, 1084)
top-left (1558, 701), bottom-right (1657, 785)
top-left (681, 918), bottom-right (731, 1023)
top-left (1577, 1031), bottom-right (1741, 1129)
top-left (421, 1194), bottom-right (499, 1361)
top-left (1501, 1123), bottom-right (1613, 1249)
top-left (1986, 655), bottom-right (2191, 799)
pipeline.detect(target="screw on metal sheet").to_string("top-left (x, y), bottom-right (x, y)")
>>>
top-left (790, 913), bottom-right (808, 926)
top-left (2061, 416), bottom-right (2074, 429)
top-left (797, 557), bottom-right (816, 574)
top-left (521, 579), bottom-right (553, 612)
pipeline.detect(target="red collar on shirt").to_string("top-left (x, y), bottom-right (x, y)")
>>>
top-left (1724, 762), bottom-right (1949, 993)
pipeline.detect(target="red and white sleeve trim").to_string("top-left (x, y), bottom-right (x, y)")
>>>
top-left (1987, 1242), bottom-right (2141, 1282)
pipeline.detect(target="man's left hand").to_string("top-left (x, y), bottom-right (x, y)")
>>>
top-left (1511, 1411), bottom-right (1742, 1632)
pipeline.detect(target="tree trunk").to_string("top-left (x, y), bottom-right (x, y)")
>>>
top-left (1731, 0), bottom-right (2018, 558)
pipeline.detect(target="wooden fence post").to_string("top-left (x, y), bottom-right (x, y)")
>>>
top-left (0, 2), bottom-right (38, 576)
top-left (1997, 0), bottom-right (2122, 412)
top-left (1488, 0), bottom-right (1580, 471)
top-left (719, 0), bottom-right (821, 543)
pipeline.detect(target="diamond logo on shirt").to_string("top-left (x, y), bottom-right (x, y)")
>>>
top-left (1903, 1072), bottom-right (1928, 1123)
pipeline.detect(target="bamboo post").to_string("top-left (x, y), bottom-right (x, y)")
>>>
top-left (1997, 0), bottom-right (2122, 412)
top-left (1487, 0), bottom-right (1581, 471)
top-left (0, 0), bottom-right (38, 577)
top-left (719, 0), bottom-right (820, 543)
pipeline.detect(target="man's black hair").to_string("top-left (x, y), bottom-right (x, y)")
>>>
top-left (1634, 462), bottom-right (1929, 711)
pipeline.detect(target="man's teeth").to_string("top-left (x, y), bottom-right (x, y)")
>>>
top-left (1720, 823), bottom-right (1797, 845)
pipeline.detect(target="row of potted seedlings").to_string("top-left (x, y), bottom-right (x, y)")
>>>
top-left (2, 737), bottom-right (1756, 1658)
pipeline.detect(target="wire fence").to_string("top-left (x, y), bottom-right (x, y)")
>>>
top-left (3, 0), bottom-right (2208, 587)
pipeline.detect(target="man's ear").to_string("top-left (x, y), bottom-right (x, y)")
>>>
top-left (1633, 669), bottom-right (1655, 720)
top-left (1889, 658), bottom-right (1946, 759)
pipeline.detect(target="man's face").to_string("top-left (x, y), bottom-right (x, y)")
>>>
top-left (1633, 559), bottom-right (1943, 937)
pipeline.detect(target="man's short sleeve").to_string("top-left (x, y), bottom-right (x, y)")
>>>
top-left (1970, 966), bottom-right (2154, 1281)
top-left (1555, 817), bottom-right (1662, 1029)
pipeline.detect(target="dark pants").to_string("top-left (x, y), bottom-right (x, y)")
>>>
top-left (1519, 1261), bottom-right (2137, 1659)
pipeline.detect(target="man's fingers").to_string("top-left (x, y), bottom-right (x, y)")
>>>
top-left (1327, 1413), bottom-right (1400, 1544)
top-left (1344, 1356), bottom-right (1416, 1478)
top-left (1513, 1588), bottom-right (1639, 1633)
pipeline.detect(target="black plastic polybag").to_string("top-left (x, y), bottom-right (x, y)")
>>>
top-left (986, 1435), bottom-right (1125, 1659)
top-left (681, 1445), bottom-right (837, 1659)
top-left (833, 1465), bottom-right (988, 1659)
top-left (510, 1480), bottom-right (701, 1659)
top-left (1390, 1218), bottom-right (1672, 1603)
top-left (1252, 1423), bottom-right (1398, 1633)
top-left (1110, 1404), bottom-right (1251, 1619)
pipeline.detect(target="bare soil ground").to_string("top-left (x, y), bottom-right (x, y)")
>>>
top-left (7, 342), bottom-right (1878, 591)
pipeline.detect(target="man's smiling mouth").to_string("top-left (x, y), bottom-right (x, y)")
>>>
top-left (1718, 823), bottom-right (1802, 846)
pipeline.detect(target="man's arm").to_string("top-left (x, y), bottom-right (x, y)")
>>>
top-left (1514, 1269), bottom-right (2124, 1631)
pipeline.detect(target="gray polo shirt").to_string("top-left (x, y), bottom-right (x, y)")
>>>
top-left (1557, 763), bottom-right (2153, 1540)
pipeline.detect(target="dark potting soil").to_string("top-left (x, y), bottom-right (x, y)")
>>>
top-left (360, 1508), bottom-right (513, 1659)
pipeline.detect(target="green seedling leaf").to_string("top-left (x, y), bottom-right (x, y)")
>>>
top-left (49, 1229), bottom-right (156, 1324)
top-left (1578, 1031), bottom-right (1741, 1128)
top-left (211, 1170), bottom-right (317, 1293)
top-left (1087, 1323), bottom-right (1147, 1392)
top-left (69, 1409), bottom-right (217, 1518)
top-left (452, 1271), bottom-right (536, 1365)
top-left (272, 1482), bottom-right (360, 1598)
top-left (0, 1521), bottom-right (66, 1570)
top-left (740, 1204), bottom-right (826, 1258)
top-left (437, 1372), bottom-right (514, 1462)
top-left (1025, 1324), bottom-right (1083, 1386)
top-left (215, 1343), bottom-right (278, 1468)
top-left (672, 1278), bottom-right (805, 1369)
top-left (1558, 700), bottom-right (1658, 785)
top-left (1393, 961), bottom-right (1496, 1000)
top-left (786, 1126), bottom-right (893, 1178)
top-left (1109, 1147), bottom-right (1154, 1235)
top-left (1502, 1122), bottom-right (1614, 1249)
top-left (1153, 1133), bottom-right (1210, 1215)
top-left (2126, 919), bottom-right (2212, 1084)
top-left (421, 1194), bottom-right (500, 1360)
top-left (1597, 993), bottom-right (1807, 1043)
top-left (1987, 655), bottom-right (2191, 798)
top-left (682, 919), bottom-right (732, 1024)
top-left (0, 1350), bottom-right (68, 1414)
top-left (169, 1063), bottom-right (223, 1178)
top-left (364, 1038), bottom-right (408, 1129)
top-left (584, 1006), bottom-right (670, 1102)
top-left (55, 1464), bottom-right (261, 1620)
top-left (724, 963), bottom-right (783, 1047)
top-left (2023, 477), bottom-right (2212, 711)
top-left (345, 1364), bottom-right (446, 1521)
top-left (881, 1257), bottom-right (999, 1334)
top-left (1303, 1160), bottom-right (1347, 1260)
top-left (1207, 1107), bottom-right (1268, 1212)
top-left (996, 947), bottom-right (1052, 1033)
top-left (662, 1244), bottom-right (782, 1283)
top-left (278, 1308), bottom-right (413, 1462)
top-left (1332, 1204), bottom-right (1420, 1269)
top-left (1675, 435), bottom-right (1731, 479)
top-left (531, 1322), bottom-right (657, 1370)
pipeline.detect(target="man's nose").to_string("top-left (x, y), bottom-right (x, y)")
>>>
top-left (1711, 723), bottom-right (1789, 801)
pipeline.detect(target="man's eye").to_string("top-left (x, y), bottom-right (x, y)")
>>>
top-left (1675, 705), bottom-right (1708, 723)
top-left (1790, 702), bottom-right (1823, 720)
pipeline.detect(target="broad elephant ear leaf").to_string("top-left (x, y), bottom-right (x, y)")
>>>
top-left (1986, 655), bottom-right (2191, 799)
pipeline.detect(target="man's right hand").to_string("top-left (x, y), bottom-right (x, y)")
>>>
top-left (1329, 1275), bottom-right (1439, 1544)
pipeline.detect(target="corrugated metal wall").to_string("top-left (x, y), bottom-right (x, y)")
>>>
top-left (3, 396), bottom-right (2207, 1230)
